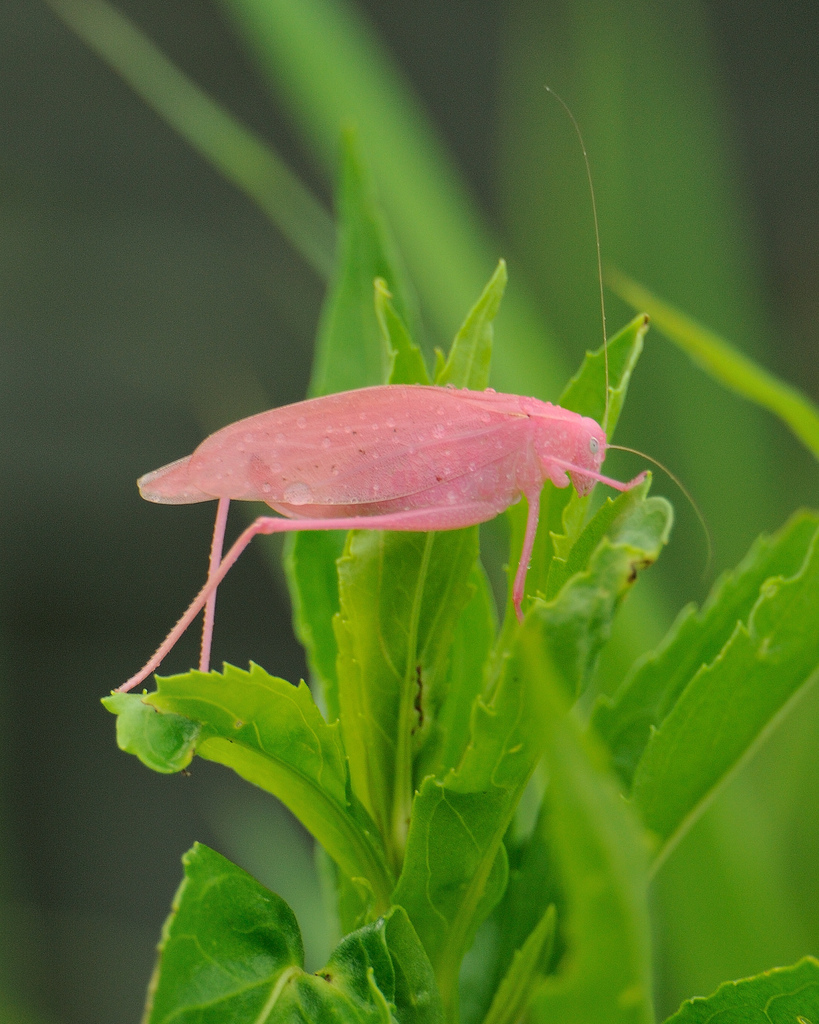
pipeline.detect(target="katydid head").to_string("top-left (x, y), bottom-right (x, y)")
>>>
top-left (529, 406), bottom-right (607, 495)
top-left (567, 417), bottom-right (607, 495)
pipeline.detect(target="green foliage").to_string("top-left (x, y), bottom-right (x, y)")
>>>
top-left (560, 312), bottom-right (648, 434)
top-left (631, 518), bottom-right (819, 854)
top-left (332, 257), bottom-right (506, 864)
top-left (93, 84), bottom-right (819, 1024)
top-left (594, 510), bottom-right (819, 857)
top-left (143, 843), bottom-right (441, 1024)
top-left (310, 131), bottom-right (413, 397)
top-left (593, 511), bottom-right (819, 785)
top-left (103, 691), bottom-right (200, 774)
top-left (609, 271), bottom-right (819, 461)
top-left (146, 664), bottom-right (394, 916)
top-left (435, 260), bottom-right (506, 391)
top-left (527, 686), bottom-right (653, 1024)
top-left (286, 130), bottom-right (412, 716)
top-left (375, 279), bottom-right (430, 387)
top-left (335, 528), bottom-right (480, 867)
top-left (481, 905), bottom-right (556, 1024)
top-left (391, 476), bottom-right (668, 1021)
top-left (661, 957), bottom-right (819, 1023)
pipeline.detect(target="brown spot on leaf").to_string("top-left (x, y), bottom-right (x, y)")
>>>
top-left (411, 665), bottom-right (424, 734)
top-left (627, 557), bottom-right (654, 584)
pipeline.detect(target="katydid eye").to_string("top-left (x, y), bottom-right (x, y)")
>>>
top-left (589, 437), bottom-right (600, 454)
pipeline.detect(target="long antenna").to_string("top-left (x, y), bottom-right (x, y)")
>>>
top-left (544, 86), bottom-right (609, 426)
top-left (607, 443), bottom-right (713, 576)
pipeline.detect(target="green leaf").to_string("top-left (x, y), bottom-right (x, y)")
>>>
top-left (593, 510), bottom-right (819, 787)
top-left (146, 844), bottom-right (439, 1023)
top-left (534, 482), bottom-right (673, 700)
top-left (415, 561), bottom-right (497, 781)
top-left (481, 906), bottom-right (556, 1024)
top-left (559, 313), bottom-right (649, 436)
top-left (662, 957), bottom-right (819, 1023)
top-left (392, 614), bottom-right (550, 1020)
top-left (46, 0), bottom-right (334, 279)
top-left (435, 261), bottom-right (506, 391)
top-left (392, 781), bottom-right (509, 1023)
top-left (102, 692), bottom-right (200, 774)
top-left (526, 689), bottom-right (653, 1024)
top-left (630, 516), bottom-right (819, 854)
top-left (545, 476), bottom-right (669, 601)
top-left (310, 130), bottom-right (412, 398)
top-left (145, 664), bottom-right (394, 915)
top-left (375, 278), bottom-right (430, 386)
top-left (284, 529), bottom-right (346, 721)
top-left (504, 314), bottom-right (649, 619)
top-left (383, 907), bottom-right (445, 1024)
top-left (334, 527), bottom-right (480, 868)
top-left (315, 923), bottom-right (396, 1024)
top-left (609, 270), bottom-right (819, 461)
top-left (485, 799), bottom-right (558, 1018)
top-left (144, 842), bottom-right (305, 1024)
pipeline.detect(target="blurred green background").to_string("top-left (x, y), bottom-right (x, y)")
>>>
top-left (1, 1), bottom-right (817, 1021)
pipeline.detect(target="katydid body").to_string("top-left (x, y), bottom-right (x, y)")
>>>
top-left (119, 384), bottom-right (643, 692)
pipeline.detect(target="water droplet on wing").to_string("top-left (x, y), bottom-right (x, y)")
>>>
top-left (283, 481), bottom-right (313, 505)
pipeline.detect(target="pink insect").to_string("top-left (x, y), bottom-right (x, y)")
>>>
top-left (118, 383), bottom-right (645, 692)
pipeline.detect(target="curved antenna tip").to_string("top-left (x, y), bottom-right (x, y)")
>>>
top-left (607, 443), bottom-right (713, 578)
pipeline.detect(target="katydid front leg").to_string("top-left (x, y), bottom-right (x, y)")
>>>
top-left (199, 497), bottom-right (229, 673)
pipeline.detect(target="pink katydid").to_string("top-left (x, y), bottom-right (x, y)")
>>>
top-left (118, 382), bottom-right (645, 692)
top-left (118, 91), bottom-right (657, 695)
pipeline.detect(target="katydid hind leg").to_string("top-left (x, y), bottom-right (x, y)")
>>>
top-left (119, 501), bottom-right (503, 693)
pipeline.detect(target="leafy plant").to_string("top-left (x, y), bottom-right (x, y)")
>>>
top-left (44, 0), bottom-right (819, 1019)
top-left (101, 140), bottom-right (819, 1023)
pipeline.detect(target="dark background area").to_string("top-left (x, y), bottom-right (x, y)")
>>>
top-left (1, 1), bottom-right (817, 1021)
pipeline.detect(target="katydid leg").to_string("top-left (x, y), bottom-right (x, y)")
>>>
top-left (512, 490), bottom-right (541, 622)
top-left (118, 501), bottom-right (501, 693)
top-left (199, 497), bottom-right (230, 673)
top-left (509, 465), bottom-right (646, 621)
top-left (552, 459), bottom-right (647, 492)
